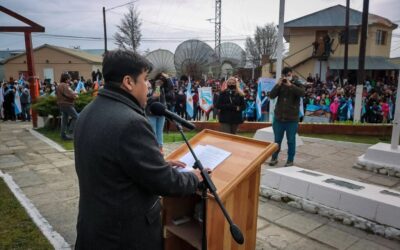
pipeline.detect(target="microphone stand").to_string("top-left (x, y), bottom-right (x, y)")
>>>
top-left (172, 120), bottom-right (244, 250)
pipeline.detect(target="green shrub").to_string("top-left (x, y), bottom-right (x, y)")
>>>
top-left (75, 91), bottom-right (95, 112)
top-left (32, 91), bottom-right (95, 116)
top-left (31, 95), bottom-right (59, 117)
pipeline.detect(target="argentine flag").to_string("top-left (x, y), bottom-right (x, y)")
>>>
top-left (75, 80), bottom-right (86, 93)
top-left (256, 81), bottom-right (262, 121)
top-left (18, 74), bottom-right (24, 86)
top-left (347, 98), bottom-right (353, 120)
top-left (186, 78), bottom-right (194, 119)
top-left (14, 89), bottom-right (22, 115)
top-left (299, 98), bottom-right (304, 118)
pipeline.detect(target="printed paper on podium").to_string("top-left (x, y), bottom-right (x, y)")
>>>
top-left (177, 144), bottom-right (231, 172)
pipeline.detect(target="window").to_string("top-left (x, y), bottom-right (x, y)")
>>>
top-left (340, 28), bottom-right (359, 44)
top-left (376, 30), bottom-right (387, 45)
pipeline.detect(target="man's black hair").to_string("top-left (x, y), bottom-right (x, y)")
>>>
top-left (60, 73), bottom-right (71, 83)
top-left (180, 75), bottom-right (188, 82)
top-left (102, 50), bottom-right (153, 83)
top-left (282, 67), bottom-right (293, 76)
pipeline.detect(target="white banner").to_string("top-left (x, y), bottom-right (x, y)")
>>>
top-left (198, 87), bottom-right (213, 112)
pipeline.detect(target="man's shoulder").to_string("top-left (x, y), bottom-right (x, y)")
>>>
top-left (91, 96), bottom-right (147, 125)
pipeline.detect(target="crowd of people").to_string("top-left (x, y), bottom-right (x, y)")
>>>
top-left (1, 70), bottom-right (398, 127)
top-left (145, 73), bottom-right (398, 125)
top-left (302, 73), bottom-right (398, 123)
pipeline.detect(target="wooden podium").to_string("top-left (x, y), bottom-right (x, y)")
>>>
top-left (163, 129), bottom-right (278, 250)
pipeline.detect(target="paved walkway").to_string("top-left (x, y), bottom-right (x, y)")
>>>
top-left (0, 121), bottom-right (399, 249)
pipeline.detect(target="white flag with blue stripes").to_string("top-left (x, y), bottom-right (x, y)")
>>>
top-left (186, 78), bottom-right (194, 118)
top-left (14, 89), bottom-right (22, 115)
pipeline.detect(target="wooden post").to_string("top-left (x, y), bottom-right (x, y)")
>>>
top-left (24, 31), bottom-right (38, 128)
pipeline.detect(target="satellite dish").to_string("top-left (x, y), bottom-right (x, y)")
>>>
top-left (215, 42), bottom-right (246, 70)
top-left (145, 49), bottom-right (176, 79)
top-left (174, 39), bottom-right (218, 79)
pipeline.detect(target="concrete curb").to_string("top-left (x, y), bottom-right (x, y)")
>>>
top-left (28, 128), bottom-right (67, 153)
top-left (0, 170), bottom-right (71, 250)
top-left (260, 185), bottom-right (400, 241)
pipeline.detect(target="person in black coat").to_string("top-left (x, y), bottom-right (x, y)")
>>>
top-left (216, 77), bottom-right (246, 134)
top-left (74, 50), bottom-right (202, 250)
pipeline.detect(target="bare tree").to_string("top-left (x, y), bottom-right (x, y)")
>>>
top-left (245, 23), bottom-right (278, 66)
top-left (114, 4), bottom-right (142, 52)
top-left (245, 37), bottom-right (259, 67)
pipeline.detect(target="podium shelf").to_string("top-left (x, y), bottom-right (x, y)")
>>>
top-left (165, 220), bottom-right (202, 250)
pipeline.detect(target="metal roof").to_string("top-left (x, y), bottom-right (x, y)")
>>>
top-left (329, 56), bottom-right (400, 70)
top-left (2, 44), bottom-right (102, 64)
top-left (284, 5), bottom-right (397, 29)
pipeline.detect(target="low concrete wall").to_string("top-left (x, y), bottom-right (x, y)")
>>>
top-left (170, 121), bottom-right (393, 136)
top-left (47, 116), bottom-right (393, 136)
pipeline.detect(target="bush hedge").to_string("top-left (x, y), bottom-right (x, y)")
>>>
top-left (32, 91), bottom-right (95, 117)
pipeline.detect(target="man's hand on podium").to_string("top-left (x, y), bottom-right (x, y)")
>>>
top-left (168, 160), bottom-right (187, 169)
top-left (192, 168), bottom-right (212, 182)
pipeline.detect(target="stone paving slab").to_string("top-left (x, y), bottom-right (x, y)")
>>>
top-left (1, 121), bottom-right (400, 249)
top-left (308, 225), bottom-right (360, 250)
top-left (275, 212), bottom-right (328, 235)
top-left (347, 239), bottom-right (392, 250)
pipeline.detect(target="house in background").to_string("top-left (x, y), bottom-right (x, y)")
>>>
top-left (3, 44), bottom-right (102, 84)
top-left (262, 4), bottom-right (399, 82)
top-left (0, 49), bottom-right (24, 81)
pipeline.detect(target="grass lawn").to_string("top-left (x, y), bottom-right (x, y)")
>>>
top-left (0, 178), bottom-right (53, 249)
top-left (35, 127), bottom-right (74, 151)
top-left (300, 133), bottom-right (392, 145)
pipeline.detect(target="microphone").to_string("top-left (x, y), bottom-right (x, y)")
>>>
top-left (149, 102), bottom-right (196, 130)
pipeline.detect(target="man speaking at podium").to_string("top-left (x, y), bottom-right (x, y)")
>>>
top-left (74, 50), bottom-right (201, 250)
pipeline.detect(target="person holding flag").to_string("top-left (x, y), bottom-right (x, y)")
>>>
top-left (14, 84), bottom-right (22, 118)
top-left (216, 77), bottom-right (245, 134)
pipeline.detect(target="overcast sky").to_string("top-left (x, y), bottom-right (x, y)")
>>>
top-left (1, 0), bottom-right (399, 57)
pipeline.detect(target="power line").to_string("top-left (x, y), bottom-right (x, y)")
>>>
top-left (105, 1), bottom-right (137, 11)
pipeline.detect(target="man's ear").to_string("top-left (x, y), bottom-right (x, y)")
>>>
top-left (121, 75), bottom-right (133, 91)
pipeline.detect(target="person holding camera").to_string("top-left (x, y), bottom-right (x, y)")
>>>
top-left (216, 77), bottom-right (246, 134)
top-left (145, 73), bottom-right (174, 152)
top-left (269, 67), bottom-right (305, 167)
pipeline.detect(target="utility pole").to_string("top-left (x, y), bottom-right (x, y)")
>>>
top-left (343, 0), bottom-right (350, 84)
top-left (354, 0), bottom-right (369, 122)
top-left (270, 0), bottom-right (285, 122)
top-left (215, 0), bottom-right (221, 62)
top-left (103, 6), bottom-right (107, 53)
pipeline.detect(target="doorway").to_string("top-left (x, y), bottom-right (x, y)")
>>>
top-left (43, 68), bottom-right (54, 84)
